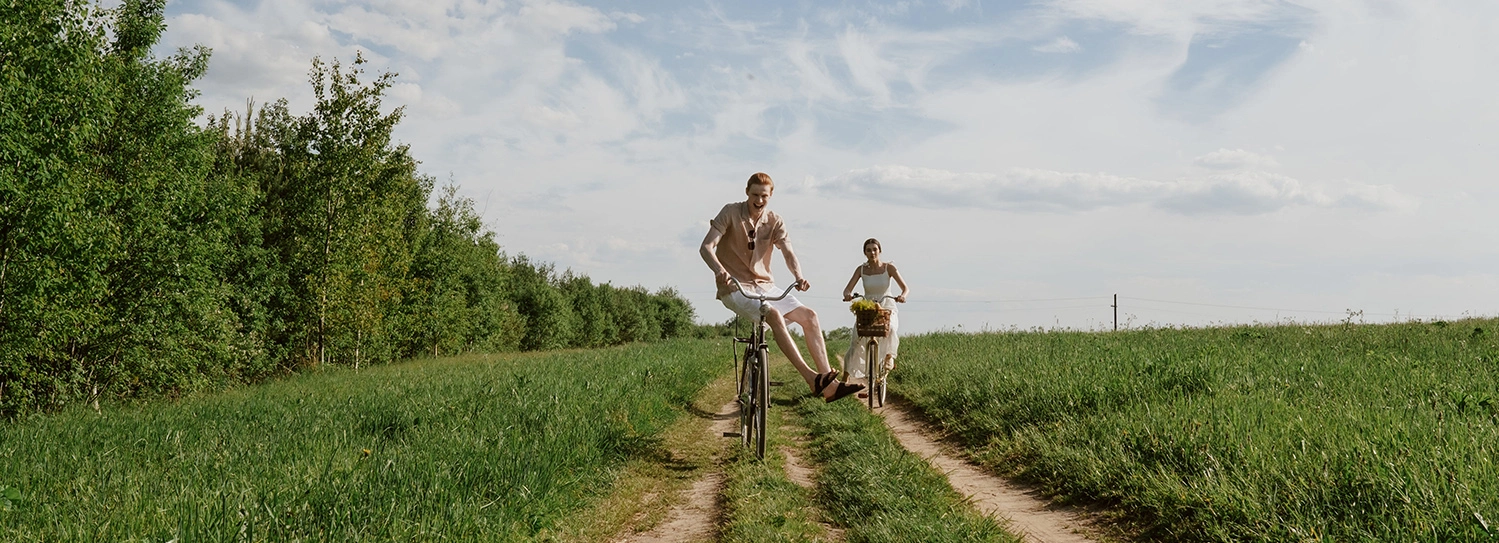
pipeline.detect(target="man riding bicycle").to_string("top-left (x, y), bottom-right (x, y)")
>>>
top-left (700, 172), bottom-right (864, 402)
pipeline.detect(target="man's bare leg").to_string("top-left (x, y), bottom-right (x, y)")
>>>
top-left (784, 307), bottom-right (830, 374)
top-left (766, 307), bottom-right (853, 399)
top-left (763, 309), bottom-right (821, 386)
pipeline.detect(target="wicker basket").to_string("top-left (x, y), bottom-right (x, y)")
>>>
top-left (854, 307), bottom-right (891, 337)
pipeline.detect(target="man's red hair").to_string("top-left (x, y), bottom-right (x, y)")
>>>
top-left (746, 172), bottom-right (774, 191)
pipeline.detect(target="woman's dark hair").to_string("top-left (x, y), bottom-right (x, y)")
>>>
top-left (863, 238), bottom-right (881, 251)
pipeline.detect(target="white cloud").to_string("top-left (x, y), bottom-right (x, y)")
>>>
top-left (836, 25), bottom-right (896, 105)
top-left (611, 11), bottom-right (646, 24)
top-left (325, 5), bottom-right (446, 60)
top-left (941, 0), bottom-right (979, 12)
top-left (1193, 148), bottom-right (1280, 170)
top-left (818, 165), bottom-right (1415, 215)
top-left (1032, 36), bottom-right (1081, 53)
top-left (1042, 0), bottom-right (1304, 40)
top-left (516, 1), bottom-right (616, 36)
top-left (1335, 182), bottom-right (1419, 213)
top-left (1161, 171), bottom-right (1328, 214)
top-left (784, 38), bottom-right (851, 104)
top-left (817, 165), bottom-right (1166, 211)
top-left (163, 12), bottom-right (343, 110)
top-left (605, 48), bottom-right (687, 123)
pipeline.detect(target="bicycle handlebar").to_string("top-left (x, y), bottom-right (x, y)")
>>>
top-left (850, 293), bottom-right (899, 303)
top-left (728, 278), bottom-right (798, 302)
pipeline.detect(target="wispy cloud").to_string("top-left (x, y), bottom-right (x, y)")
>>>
top-left (1032, 36), bottom-right (1081, 53)
top-left (816, 165), bottom-right (1415, 215)
top-left (1193, 148), bottom-right (1279, 170)
top-left (815, 165), bottom-right (1166, 212)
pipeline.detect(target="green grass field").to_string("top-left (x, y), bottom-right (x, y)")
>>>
top-left (12, 319), bottom-right (1497, 542)
top-left (0, 339), bottom-right (726, 542)
top-left (894, 319), bottom-right (1499, 541)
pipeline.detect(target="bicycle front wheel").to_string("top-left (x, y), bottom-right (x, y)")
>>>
top-left (739, 349), bottom-right (755, 450)
top-left (753, 350), bottom-right (769, 459)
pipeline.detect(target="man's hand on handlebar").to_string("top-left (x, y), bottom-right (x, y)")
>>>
top-left (794, 278), bottom-right (810, 291)
top-left (717, 270), bottom-right (733, 290)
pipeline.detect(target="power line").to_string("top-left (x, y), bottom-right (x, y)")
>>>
top-left (901, 304), bottom-right (1105, 313)
top-left (903, 296), bottom-right (1110, 304)
top-left (1125, 304), bottom-right (1241, 320)
top-left (1120, 296), bottom-right (1349, 315)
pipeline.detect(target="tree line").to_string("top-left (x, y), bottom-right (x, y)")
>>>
top-left (0, 0), bottom-right (712, 417)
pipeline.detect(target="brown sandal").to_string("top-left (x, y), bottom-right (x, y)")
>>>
top-left (824, 381), bottom-right (865, 403)
top-left (811, 372), bottom-right (836, 396)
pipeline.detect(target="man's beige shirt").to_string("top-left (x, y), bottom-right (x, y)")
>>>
top-left (711, 202), bottom-right (787, 298)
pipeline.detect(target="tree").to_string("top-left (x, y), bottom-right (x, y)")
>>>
top-left (262, 54), bottom-right (429, 368)
top-left (406, 182), bottom-right (523, 356)
top-left (0, 0), bottom-right (247, 413)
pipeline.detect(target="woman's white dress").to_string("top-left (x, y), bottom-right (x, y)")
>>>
top-left (844, 267), bottom-right (899, 379)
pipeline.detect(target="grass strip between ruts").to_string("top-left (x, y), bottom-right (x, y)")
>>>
top-left (718, 360), bottom-right (841, 543)
top-left (796, 389), bottom-right (1021, 543)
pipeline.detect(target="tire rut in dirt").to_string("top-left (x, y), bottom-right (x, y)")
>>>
top-left (877, 397), bottom-right (1101, 543)
top-left (612, 400), bottom-right (737, 543)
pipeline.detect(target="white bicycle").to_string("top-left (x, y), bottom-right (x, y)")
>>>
top-left (850, 293), bottom-right (896, 408)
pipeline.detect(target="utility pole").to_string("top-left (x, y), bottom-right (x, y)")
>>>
top-left (1112, 294), bottom-right (1118, 331)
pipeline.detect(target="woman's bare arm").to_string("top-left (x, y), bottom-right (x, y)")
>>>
top-left (842, 267), bottom-right (862, 301)
top-left (889, 263), bottom-right (909, 303)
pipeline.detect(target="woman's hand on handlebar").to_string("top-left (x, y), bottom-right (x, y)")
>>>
top-left (843, 293), bottom-right (855, 302)
top-left (895, 295), bottom-right (906, 303)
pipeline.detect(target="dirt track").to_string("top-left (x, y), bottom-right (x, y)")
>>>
top-left (877, 397), bottom-right (1100, 543)
top-left (611, 401), bottom-right (736, 543)
top-left (616, 395), bottom-right (1104, 543)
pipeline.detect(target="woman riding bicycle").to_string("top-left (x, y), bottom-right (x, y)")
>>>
top-left (841, 238), bottom-right (909, 380)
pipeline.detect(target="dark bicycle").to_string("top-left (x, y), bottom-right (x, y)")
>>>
top-left (720, 279), bottom-right (797, 460)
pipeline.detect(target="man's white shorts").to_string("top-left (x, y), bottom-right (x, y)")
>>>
top-left (719, 282), bottom-right (806, 323)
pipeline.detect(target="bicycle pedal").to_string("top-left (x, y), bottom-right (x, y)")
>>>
top-left (721, 432), bottom-right (742, 438)
top-left (768, 381), bottom-right (786, 387)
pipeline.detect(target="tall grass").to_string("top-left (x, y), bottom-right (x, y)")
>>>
top-left (895, 319), bottom-right (1499, 541)
top-left (0, 339), bottom-right (727, 541)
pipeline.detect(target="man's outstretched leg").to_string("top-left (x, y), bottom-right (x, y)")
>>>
top-left (763, 308), bottom-right (819, 383)
top-left (784, 306), bottom-right (831, 374)
top-left (764, 307), bottom-right (861, 401)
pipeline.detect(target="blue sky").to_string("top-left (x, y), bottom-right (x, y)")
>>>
top-left (155, 0), bottom-right (1499, 332)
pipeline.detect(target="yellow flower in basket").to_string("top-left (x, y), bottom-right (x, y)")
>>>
top-left (849, 298), bottom-right (880, 313)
